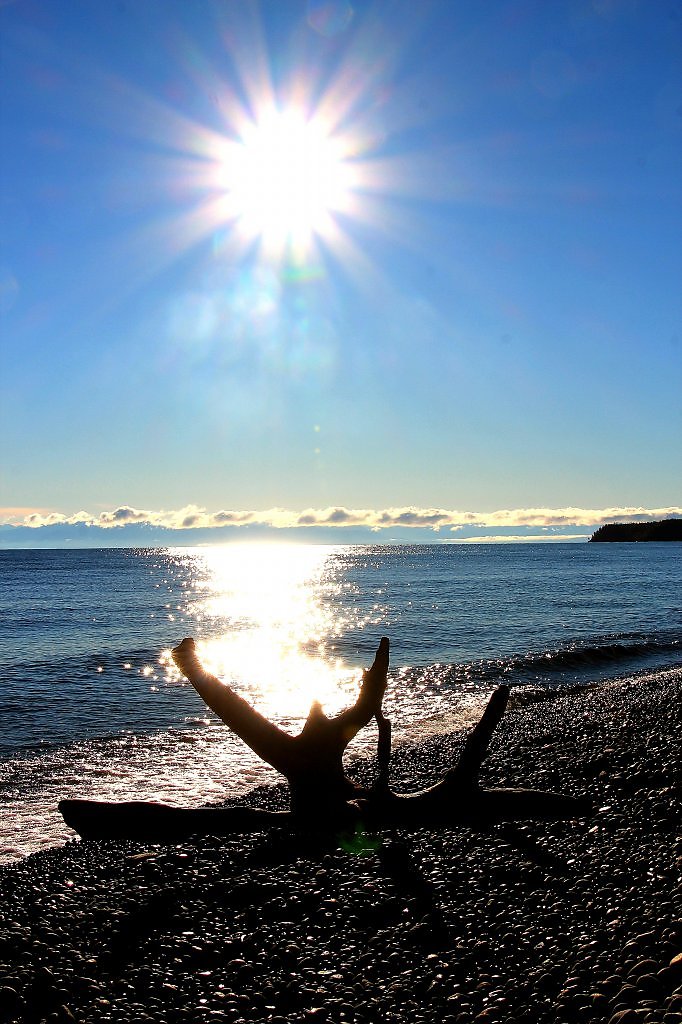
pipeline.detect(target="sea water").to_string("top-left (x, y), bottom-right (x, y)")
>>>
top-left (1, 542), bottom-right (680, 862)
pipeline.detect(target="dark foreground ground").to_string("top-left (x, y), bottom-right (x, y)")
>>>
top-left (0, 669), bottom-right (680, 1024)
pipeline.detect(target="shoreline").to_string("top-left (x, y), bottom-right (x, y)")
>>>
top-left (1, 667), bottom-right (680, 1022)
top-left (3, 658), bottom-right (678, 868)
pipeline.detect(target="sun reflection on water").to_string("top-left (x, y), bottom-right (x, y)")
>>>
top-left (162, 544), bottom-right (361, 726)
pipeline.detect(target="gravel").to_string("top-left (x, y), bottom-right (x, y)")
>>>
top-left (0, 668), bottom-right (680, 1024)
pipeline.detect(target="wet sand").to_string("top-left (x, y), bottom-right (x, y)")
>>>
top-left (0, 668), bottom-right (680, 1023)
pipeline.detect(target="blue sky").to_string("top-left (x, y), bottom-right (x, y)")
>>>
top-left (1, 0), bottom-right (680, 546)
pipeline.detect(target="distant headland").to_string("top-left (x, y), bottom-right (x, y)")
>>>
top-left (589, 519), bottom-right (682, 542)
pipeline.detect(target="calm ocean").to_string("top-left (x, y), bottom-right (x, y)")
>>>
top-left (1, 543), bottom-right (680, 862)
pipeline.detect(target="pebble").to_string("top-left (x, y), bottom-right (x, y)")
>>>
top-left (0, 669), bottom-right (680, 1023)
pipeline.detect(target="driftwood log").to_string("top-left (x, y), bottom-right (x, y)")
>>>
top-left (59, 637), bottom-right (591, 841)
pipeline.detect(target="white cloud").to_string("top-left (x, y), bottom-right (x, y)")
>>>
top-left (3, 504), bottom-right (681, 531)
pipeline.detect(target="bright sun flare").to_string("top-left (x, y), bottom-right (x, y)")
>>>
top-left (221, 110), bottom-right (352, 251)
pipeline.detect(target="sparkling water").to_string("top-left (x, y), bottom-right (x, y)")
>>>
top-left (1, 542), bottom-right (680, 862)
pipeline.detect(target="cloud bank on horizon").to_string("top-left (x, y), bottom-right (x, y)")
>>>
top-left (1, 503), bottom-right (679, 547)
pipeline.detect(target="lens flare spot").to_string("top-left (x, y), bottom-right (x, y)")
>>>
top-left (307, 0), bottom-right (354, 38)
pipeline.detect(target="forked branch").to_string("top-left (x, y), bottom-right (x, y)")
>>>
top-left (59, 636), bottom-right (591, 841)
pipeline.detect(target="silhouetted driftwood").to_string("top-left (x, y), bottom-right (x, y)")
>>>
top-left (59, 637), bottom-right (591, 841)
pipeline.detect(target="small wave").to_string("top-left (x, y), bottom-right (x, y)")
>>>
top-left (504, 636), bottom-right (680, 675)
top-left (1, 643), bottom-right (165, 674)
top-left (436, 634), bottom-right (682, 688)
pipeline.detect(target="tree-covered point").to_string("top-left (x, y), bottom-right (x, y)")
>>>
top-left (590, 519), bottom-right (682, 542)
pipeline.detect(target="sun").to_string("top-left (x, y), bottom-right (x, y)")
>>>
top-left (220, 109), bottom-right (353, 253)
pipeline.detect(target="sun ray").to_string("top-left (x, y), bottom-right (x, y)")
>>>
top-left (213, 0), bottom-right (277, 128)
top-left (316, 219), bottom-right (391, 298)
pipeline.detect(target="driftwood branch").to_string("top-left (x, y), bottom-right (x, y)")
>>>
top-left (59, 636), bottom-right (591, 841)
top-left (373, 710), bottom-right (392, 794)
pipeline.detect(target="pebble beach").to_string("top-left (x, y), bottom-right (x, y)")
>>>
top-left (1, 668), bottom-right (680, 1024)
